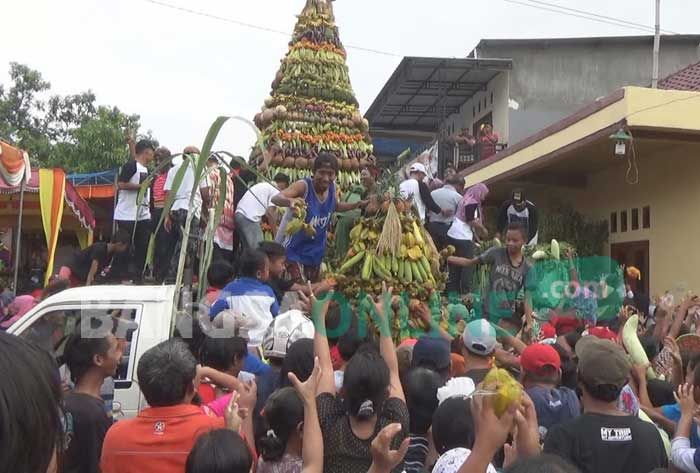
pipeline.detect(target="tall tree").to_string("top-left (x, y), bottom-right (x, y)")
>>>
top-left (0, 62), bottom-right (153, 173)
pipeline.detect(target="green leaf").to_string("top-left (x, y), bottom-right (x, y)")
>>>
top-left (169, 116), bottom-right (264, 334)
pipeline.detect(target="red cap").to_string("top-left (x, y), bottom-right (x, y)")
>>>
top-left (586, 326), bottom-right (617, 341)
top-left (540, 323), bottom-right (556, 339)
top-left (520, 343), bottom-right (561, 375)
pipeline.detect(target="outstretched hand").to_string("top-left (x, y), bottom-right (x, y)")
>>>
top-left (224, 392), bottom-right (244, 432)
top-left (368, 423), bottom-right (410, 473)
top-left (288, 356), bottom-right (322, 404)
top-left (309, 281), bottom-right (334, 334)
top-left (368, 282), bottom-right (393, 335)
top-left (663, 336), bottom-right (682, 364)
top-left (676, 383), bottom-right (697, 417)
top-left (471, 391), bottom-right (518, 458)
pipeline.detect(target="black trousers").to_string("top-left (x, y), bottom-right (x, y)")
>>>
top-left (114, 219), bottom-right (151, 281)
top-left (152, 208), bottom-right (177, 283)
top-left (446, 237), bottom-right (475, 295)
top-left (427, 221), bottom-right (451, 251)
top-left (167, 210), bottom-right (200, 281)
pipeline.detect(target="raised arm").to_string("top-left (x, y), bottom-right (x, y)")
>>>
top-left (374, 285), bottom-right (404, 401)
top-left (668, 294), bottom-right (695, 340)
top-left (309, 288), bottom-right (336, 396)
top-left (671, 383), bottom-right (699, 473)
top-left (289, 357), bottom-right (324, 473)
top-left (271, 180), bottom-right (306, 208)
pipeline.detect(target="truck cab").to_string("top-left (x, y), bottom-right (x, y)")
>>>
top-left (7, 285), bottom-right (178, 418)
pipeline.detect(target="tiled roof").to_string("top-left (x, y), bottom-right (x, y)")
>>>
top-left (658, 61), bottom-right (700, 91)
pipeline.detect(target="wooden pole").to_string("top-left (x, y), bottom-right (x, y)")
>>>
top-left (12, 179), bottom-right (26, 292)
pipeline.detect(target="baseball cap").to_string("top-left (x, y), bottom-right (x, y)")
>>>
top-left (527, 385), bottom-right (580, 433)
top-left (539, 323), bottom-right (556, 340)
top-left (462, 319), bottom-right (497, 356)
top-left (520, 343), bottom-right (561, 376)
top-left (575, 335), bottom-right (631, 389)
top-left (261, 310), bottom-right (314, 359)
top-left (584, 326), bottom-right (617, 341)
top-left (409, 163), bottom-right (427, 175)
top-left (412, 336), bottom-right (451, 371)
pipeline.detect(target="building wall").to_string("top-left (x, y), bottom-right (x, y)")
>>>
top-left (476, 37), bottom-right (700, 144)
top-left (514, 143), bottom-right (700, 296)
top-left (442, 71), bottom-right (510, 143)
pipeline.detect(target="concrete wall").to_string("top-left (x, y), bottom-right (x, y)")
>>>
top-left (579, 144), bottom-right (700, 297)
top-left (506, 142), bottom-right (700, 297)
top-left (442, 71), bottom-right (510, 143)
top-left (476, 38), bottom-right (700, 144)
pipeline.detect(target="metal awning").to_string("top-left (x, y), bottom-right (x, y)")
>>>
top-left (365, 57), bottom-right (512, 133)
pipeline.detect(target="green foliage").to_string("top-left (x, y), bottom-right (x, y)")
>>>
top-left (0, 62), bottom-right (151, 173)
top-left (539, 202), bottom-right (609, 257)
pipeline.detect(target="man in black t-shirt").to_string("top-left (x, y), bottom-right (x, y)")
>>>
top-left (543, 336), bottom-right (667, 473)
top-left (258, 241), bottom-right (334, 305)
top-left (63, 325), bottom-right (124, 473)
top-left (58, 230), bottom-right (130, 286)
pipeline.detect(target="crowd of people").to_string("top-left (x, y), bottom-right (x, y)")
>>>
top-left (5, 278), bottom-right (700, 473)
top-left (4, 136), bottom-right (700, 473)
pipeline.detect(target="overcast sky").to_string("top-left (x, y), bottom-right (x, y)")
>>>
top-left (3, 0), bottom-right (698, 164)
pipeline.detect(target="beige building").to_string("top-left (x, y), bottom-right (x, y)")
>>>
top-left (463, 86), bottom-right (700, 297)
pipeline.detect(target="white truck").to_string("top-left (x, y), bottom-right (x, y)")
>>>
top-left (7, 284), bottom-right (188, 418)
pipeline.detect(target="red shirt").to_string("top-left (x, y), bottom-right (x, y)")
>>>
top-left (152, 173), bottom-right (168, 209)
top-left (100, 404), bottom-right (224, 473)
top-left (197, 383), bottom-right (217, 405)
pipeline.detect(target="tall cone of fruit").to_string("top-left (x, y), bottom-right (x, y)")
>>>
top-left (331, 195), bottom-right (457, 343)
top-left (253, 0), bottom-right (375, 190)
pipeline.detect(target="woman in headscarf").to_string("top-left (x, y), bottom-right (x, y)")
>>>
top-left (445, 183), bottom-right (489, 294)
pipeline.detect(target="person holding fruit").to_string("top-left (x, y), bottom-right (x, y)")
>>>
top-left (272, 153), bottom-right (366, 283)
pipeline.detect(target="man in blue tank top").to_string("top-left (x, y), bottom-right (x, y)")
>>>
top-left (272, 153), bottom-right (367, 283)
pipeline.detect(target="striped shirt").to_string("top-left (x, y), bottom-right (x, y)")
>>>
top-left (152, 173), bottom-right (168, 209)
top-left (403, 434), bottom-right (430, 473)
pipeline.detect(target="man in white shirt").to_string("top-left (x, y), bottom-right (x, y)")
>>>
top-left (399, 163), bottom-right (450, 222)
top-left (162, 146), bottom-right (211, 281)
top-left (113, 139), bottom-right (155, 281)
top-left (234, 173), bottom-right (290, 250)
top-left (427, 175), bottom-right (464, 250)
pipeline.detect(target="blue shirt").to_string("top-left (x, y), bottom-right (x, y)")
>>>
top-left (663, 402), bottom-right (700, 447)
top-left (284, 177), bottom-right (336, 266)
top-left (243, 354), bottom-right (271, 376)
top-left (209, 277), bottom-right (280, 347)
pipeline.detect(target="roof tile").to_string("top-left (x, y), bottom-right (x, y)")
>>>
top-left (659, 61), bottom-right (700, 91)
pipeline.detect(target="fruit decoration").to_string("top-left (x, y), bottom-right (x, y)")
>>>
top-left (328, 194), bottom-right (458, 344)
top-left (284, 201), bottom-right (317, 238)
top-left (252, 0), bottom-right (375, 189)
top-left (482, 367), bottom-right (523, 417)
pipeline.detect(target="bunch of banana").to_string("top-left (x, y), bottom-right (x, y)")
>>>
top-left (284, 201), bottom-right (316, 238)
top-left (391, 222), bottom-right (436, 286)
